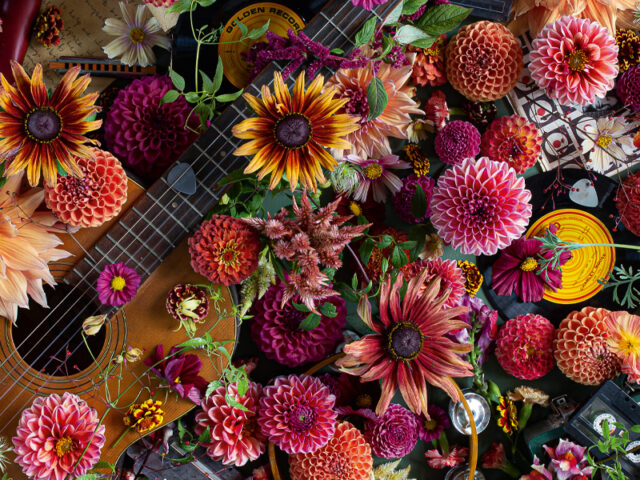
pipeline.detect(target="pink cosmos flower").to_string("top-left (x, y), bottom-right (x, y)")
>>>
top-left (96, 262), bottom-right (140, 306)
top-left (344, 154), bottom-right (411, 203)
top-left (425, 446), bottom-right (469, 469)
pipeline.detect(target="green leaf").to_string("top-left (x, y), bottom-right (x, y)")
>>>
top-left (200, 70), bottom-right (214, 93)
top-left (355, 17), bottom-right (377, 46)
top-left (169, 69), bottom-right (186, 91)
top-left (410, 36), bottom-right (436, 49)
top-left (411, 184), bottom-right (427, 219)
top-left (377, 234), bottom-right (393, 249)
top-left (394, 24), bottom-right (431, 45)
top-left (91, 460), bottom-right (116, 474)
top-left (391, 246), bottom-right (408, 268)
top-left (160, 90), bottom-right (180, 104)
top-left (330, 48), bottom-right (345, 55)
top-left (319, 302), bottom-right (337, 318)
top-left (197, 426), bottom-right (211, 444)
top-left (397, 240), bottom-right (417, 250)
top-left (211, 57), bottom-right (224, 94)
top-left (631, 425), bottom-right (640, 433)
top-left (56, 161), bottom-right (68, 177)
top-left (226, 393), bottom-right (251, 412)
top-left (351, 273), bottom-right (359, 290)
top-left (84, 112), bottom-right (97, 122)
top-left (366, 75), bottom-right (388, 121)
top-left (360, 238), bottom-right (376, 266)
top-left (75, 475), bottom-right (100, 480)
top-left (168, 454), bottom-right (195, 465)
top-left (216, 90), bottom-right (244, 103)
top-left (518, 403), bottom-right (533, 431)
top-left (166, 0), bottom-right (192, 14)
top-left (198, 0), bottom-right (216, 6)
top-left (205, 380), bottom-right (221, 400)
top-left (176, 336), bottom-right (212, 350)
top-left (184, 92), bottom-right (201, 103)
top-left (177, 418), bottom-right (188, 442)
top-left (402, 0), bottom-right (428, 15)
top-left (292, 302), bottom-right (310, 312)
top-left (247, 20), bottom-right (270, 39)
top-left (487, 380), bottom-right (501, 403)
top-left (381, 257), bottom-right (389, 276)
top-left (416, 4), bottom-right (471, 35)
top-left (384, 1), bottom-right (404, 25)
top-left (299, 313), bottom-right (322, 330)
top-left (237, 21), bottom-right (248, 37)
top-left (379, 34), bottom-right (394, 57)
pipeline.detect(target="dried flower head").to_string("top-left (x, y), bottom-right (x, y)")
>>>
top-left (82, 315), bottom-right (107, 336)
top-left (508, 386), bottom-right (550, 407)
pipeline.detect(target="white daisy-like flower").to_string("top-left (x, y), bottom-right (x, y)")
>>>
top-left (580, 117), bottom-right (634, 173)
top-left (103, 2), bottom-right (171, 67)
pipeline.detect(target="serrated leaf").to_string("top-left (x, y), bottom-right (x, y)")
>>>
top-left (216, 90), bottom-right (244, 102)
top-left (319, 302), bottom-right (337, 318)
top-left (384, 1), bottom-right (404, 25)
top-left (366, 75), bottom-right (388, 121)
top-left (355, 17), bottom-right (377, 47)
top-left (299, 313), bottom-right (321, 330)
top-left (197, 426), bottom-right (211, 444)
top-left (160, 90), bottom-right (180, 104)
top-left (212, 56), bottom-right (224, 93)
top-left (166, 0), bottom-right (191, 14)
top-left (391, 246), bottom-right (408, 268)
top-left (402, 0), bottom-right (428, 15)
top-left (411, 184), bottom-right (427, 219)
top-left (416, 4), bottom-right (471, 35)
top-left (247, 20), bottom-right (270, 39)
top-left (395, 24), bottom-right (430, 45)
top-left (377, 234), bottom-right (393, 249)
top-left (205, 380), bottom-right (221, 400)
top-left (360, 238), bottom-right (376, 266)
top-left (410, 36), bottom-right (436, 49)
top-left (238, 21), bottom-right (248, 37)
top-left (169, 69), bottom-right (186, 91)
top-left (200, 70), bottom-right (214, 93)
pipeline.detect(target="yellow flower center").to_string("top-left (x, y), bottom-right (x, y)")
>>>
top-left (568, 49), bottom-right (589, 72)
top-left (619, 333), bottom-right (640, 357)
top-left (174, 376), bottom-right (181, 384)
top-left (55, 436), bottom-right (74, 457)
top-left (597, 134), bottom-right (613, 148)
top-left (424, 419), bottom-right (438, 431)
top-left (363, 164), bottom-right (383, 180)
top-left (349, 201), bottom-right (362, 217)
top-left (519, 257), bottom-right (538, 272)
top-left (110, 276), bottom-right (126, 291)
top-left (129, 27), bottom-right (146, 44)
top-left (355, 393), bottom-right (372, 409)
top-left (218, 245), bottom-right (238, 267)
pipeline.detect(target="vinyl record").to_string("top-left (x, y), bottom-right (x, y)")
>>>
top-left (478, 169), bottom-right (640, 324)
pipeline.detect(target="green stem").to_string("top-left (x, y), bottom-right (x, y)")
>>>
top-left (567, 242), bottom-right (640, 251)
top-left (111, 425), bottom-right (132, 450)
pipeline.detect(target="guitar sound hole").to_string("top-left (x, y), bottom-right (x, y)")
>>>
top-left (11, 284), bottom-right (106, 376)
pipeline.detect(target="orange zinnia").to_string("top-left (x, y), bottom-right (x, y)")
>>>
top-left (0, 61), bottom-right (101, 187)
top-left (232, 71), bottom-right (358, 192)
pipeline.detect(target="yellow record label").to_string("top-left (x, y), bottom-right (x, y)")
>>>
top-left (525, 209), bottom-right (615, 304)
top-left (218, 3), bottom-right (305, 89)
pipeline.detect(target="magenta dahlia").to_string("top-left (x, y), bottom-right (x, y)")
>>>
top-left (617, 65), bottom-right (640, 111)
top-left (195, 381), bottom-right (266, 466)
top-left (431, 157), bottom-right (532, 256)
top-left (400, 257), bottom-right (466, 308)
top-left (250, 282), bottom-right (346, 367)
top-left (434, 120), bottom-right (481, 166)
top-left (392, 174), bottom-right (435, 224)
top-left (529, 16), bottom-right (618, 106)
top-left (364, 403), bottom-right (419, 459)
top-left (258, 374), bottom-right (337, 454)
top-left (104, 75), bottom-right (198, 180)
top-left (13, 393), bottom-right (106, 480)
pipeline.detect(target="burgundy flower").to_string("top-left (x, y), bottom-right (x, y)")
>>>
top-left (416, 404), bottom-right (450, 442)
top-left (318, 372), bottom-right (381, 415)
top-left (364, 403), bottom-right (419, 459)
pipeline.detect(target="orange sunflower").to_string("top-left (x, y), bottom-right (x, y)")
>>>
top-left (0, 61), bottom-right (101, 187)
top-left (232, 71), bottom-right (358, 192)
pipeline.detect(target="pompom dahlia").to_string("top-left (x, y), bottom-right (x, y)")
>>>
top-left (616, 28), bottom-right (640, 73)
top-left (480, 115), bottom-right (542, 174)
top-left (434, 120), bottom-right (481, 166)
top-left (250, 281), bottom-right (346, 367)
top-left (258, 374), bottom-right (337, 454)
top-left (44, 147), bottom-right (128, 228)
top-left (445, 21), bottom-right (522, 102)
top-left (554, 307), bottom-right (621, 385)
top-left (188, 215), bottom-right (261, 286)
top-left (400, 257), bottom-right (466, 308)
top-left (364, 403), bottom-right (419, 459)
top-left (616, 169), bottom-right (640, 236)
top-left (392, 174), bottom-right (435, 223)
top-left (529, 16), bottom-right (618, 106)
top-left (289, 421), bottom-right (372, 480)
top-left (195, 382), bottom-right (266, 466)
top-left (96, 262), bottom-right (140, 306)
top-left (617, 64), bottom-right (640, 111)
top-left (13, 393), bottom-right (106, 480)
top-left (495, 314), bottom-right (556, 380)
top-left (104, 75), bottom-right (198, 181)
top-left (431, 157), bottom-right (532, 256)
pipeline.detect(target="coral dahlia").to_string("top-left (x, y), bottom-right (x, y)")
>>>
top-left (364, 403), bottom-right (419, 459)
top-left (188, 215), bottom-right (261, 285)
top-left (434, 120), bottom-right (481, 166)
top-left (495, 314), bottom-right (556, 380)
top-left (431, 157), bottom-right (532, 256)
top-left (481, 115), bottom-right (542, 174)
top-left (400, 257), bottom-right (466, 308)
top-left (529, 16), bottom-right (618, 106)
top-left (409, 35), bottom-right (447, 87)
top-left (13, 393), bottom-right (106, 480)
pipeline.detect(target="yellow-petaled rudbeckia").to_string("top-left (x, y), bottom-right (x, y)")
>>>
top-left (232, 71), bottom-right (358, 192)
top-left (0, 61), bottom-right (101, 187)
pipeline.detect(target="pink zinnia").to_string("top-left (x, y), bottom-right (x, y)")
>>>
top-left (96, 262), bottom-right (140, 306)
top-left (350, 0), bottom-right (388, 10)
top-left (345, 154), bottom-right (411, 203)
top-left (258, 374), bottom-right (337, 454)
top-left (13, 393), bottom-right (106, 480)
top-left (529, 16), bottom-right (618, 106)
top-left (431, 157), bottom-right (532, 256)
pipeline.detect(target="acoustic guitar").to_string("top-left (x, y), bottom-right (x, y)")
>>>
top-left (0, 0), bottom-right (399, 478)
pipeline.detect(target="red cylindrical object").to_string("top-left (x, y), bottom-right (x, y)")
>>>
top-left (0, 0), bottom-right (42, 80)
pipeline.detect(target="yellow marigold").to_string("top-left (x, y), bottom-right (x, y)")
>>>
top-left (457, 260), bottom-right (483, 296)
top-left (124, 399), bottom-right (164, 433)
top-left (402, 144), bottom-right (430, 177)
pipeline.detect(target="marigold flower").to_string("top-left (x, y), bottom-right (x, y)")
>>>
top-left (124, 399), bottom-right (165, 434)
top-left (457, 260), bottom-right (483, 297)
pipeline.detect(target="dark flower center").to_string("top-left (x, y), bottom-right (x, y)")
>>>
top-left (343, 88), bottom-right (369, 124)
top-left (289, 405), bottom-right (316, 432)
top-left (355, 393), bottom-right (373, 409)
top-left (274, 113), bottom-right (312, 149)
top-left (387, 322), bottom-right (424, 361)
top-left (464, 193), bottom-right (498, 226)
top-left (25, 107), bottom-right (62, 143)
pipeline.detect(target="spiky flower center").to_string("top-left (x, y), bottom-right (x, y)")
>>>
top-left (343, 88), bottom-right (369, 124)
top-left (387, 322), bottom-right (424, 361)
top-left (111, 276), bottom-right (126, 291)
top-left (289, 405), bottom-right (316, 433)
top-left (55, 436), bottom-right (74, 457)
top-left (274, 113), bottom-right (312, 149)
top-left (218, 243), bottom-right (239, 267)
top-left (363, 164), bottom-right (383, 180)
top-left (520, 257), bottom-right (538, 272)
top-left (25, 107), bottom-right (62, 143)
top-left (597, 134), bottom-right (613, 148)
top-left (129, 27), bottom-right (146, 44)
top-left (568, 49), bottom-right (589, 72)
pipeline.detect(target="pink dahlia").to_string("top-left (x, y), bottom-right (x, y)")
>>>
top-left (495, 314), bottom-right (556, 380)
top-left (13, 393), bottom-right (106, 480)
top-left (434, 120), bottom-right (481, 166)
top-left (104, 75), bottom-right (198, 180)
top-left (344, 153), bottom-right (411, 203)
top-left (529, 16), bottom-right (618, 106)
top-left (400, 257), bottom-right (466, 308)
top-left (431, 157), bottom-right (532, 256)
top-left (258, 374), bottom-right (337, 454)
top-left (96, 262), bottom-right (140, 306)
top-left (392, 174), bottom-right (435, 223)
top-left (364, 403), bottom-right (419, 459)
top-left (250, 281), bottom-right (346, 367)
top-left (195, 382), bottom-right (266, 466)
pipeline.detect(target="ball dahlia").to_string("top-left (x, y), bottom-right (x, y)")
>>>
top-left (392, 174), bottom-right (435, 224)
top-left (554, 307), bottom-right (621, 385)
top-left (445, 21), bottom-right (522, 102)
top-left (616, 170), bottom-right (640, 236)
top-left (529, 16), bottom-right (618, 106)
top-left (188, 215), bottom-right (261, 285)
top-left (617, 65), bottom-right (640, 111)
top-left (13, 393), bottom-right (106, 480)
top-left (44, 147), bottom-right (128, 228)
top-left (250, 281), bottom-right (346, 367)
top-left (431, 157), bottom-right (532, 256)
top-left (258, 374), bottom-right (337, 454)
top-left (434, 120), bottom-right (481, 166)
top-left (195, 382), bottom-right (266, 466)
top-left (400, 257), bottom-right (466, 308)
top-left (104, 75), bottom-right (198, 181)
top-left (495, 314), bottom-right (556, 380)
top-left (480, 115), bottom-right (542, 174)
top-left (364, 403), bottom-right (419, 459)
top-left (289, 421), bottom-right (372, 480)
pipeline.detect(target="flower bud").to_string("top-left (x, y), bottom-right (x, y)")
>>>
top-left (82, 315), bottom-right (107, 336)
top-left (125, 347), bottom-right (143, 363)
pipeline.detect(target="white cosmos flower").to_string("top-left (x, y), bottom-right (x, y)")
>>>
top-left (103, 2), bottom-right (170, 67)
top-left (580, 117), bottom-right (635, 173)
